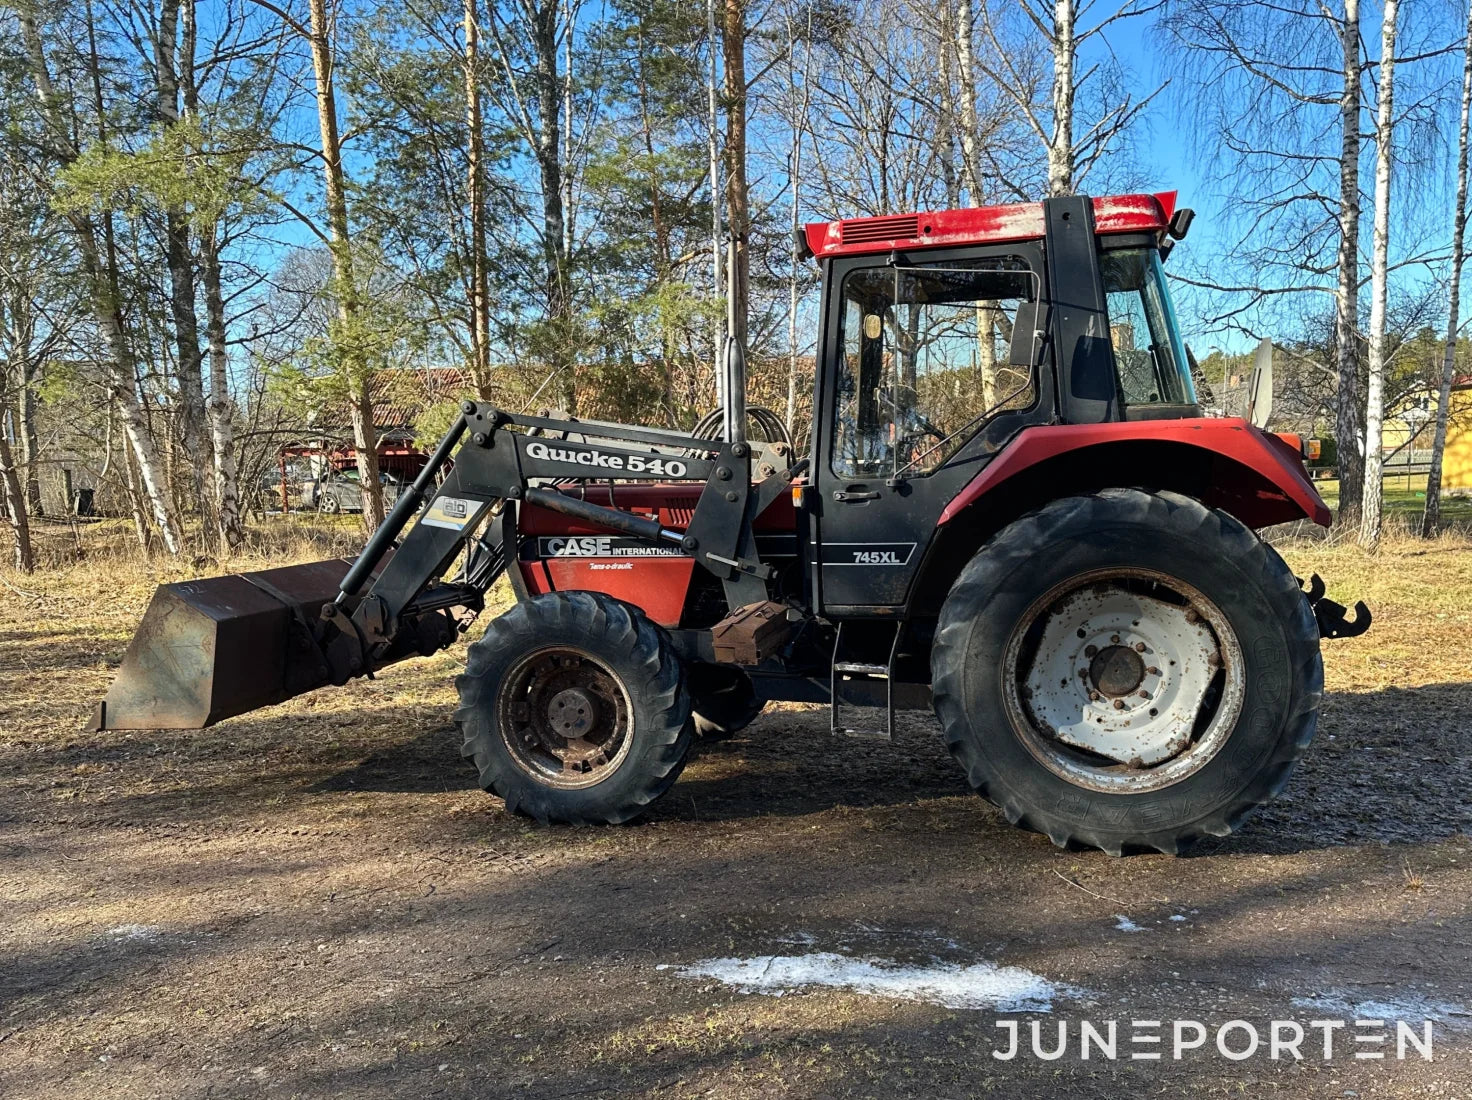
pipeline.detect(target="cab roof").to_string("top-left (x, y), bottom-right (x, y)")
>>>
top-left (802, 191), bottom-right (1179, 259)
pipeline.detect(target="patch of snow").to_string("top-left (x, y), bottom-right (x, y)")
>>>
top-left (1291, 990), bottom-right (1472, 1028)
top-left (674, 952), bottom-right (1077, 1012)
top-left (1113, 916), bottom-right (1144, 933)
top-left (1169, 915), bottom-right (1187, 922)
top-left (105, 924), bottom-right (161, 942)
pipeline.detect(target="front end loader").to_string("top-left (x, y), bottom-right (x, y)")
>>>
top-left (94, 192), bottom-right (1369, 855)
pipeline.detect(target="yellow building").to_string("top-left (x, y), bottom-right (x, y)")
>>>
top-left (1445, 380), bottom-right (1472, 492)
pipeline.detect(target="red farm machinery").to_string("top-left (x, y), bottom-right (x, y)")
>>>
top-left (93, 192), bottom-right (1369, 855)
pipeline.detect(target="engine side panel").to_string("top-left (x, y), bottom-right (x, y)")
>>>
top-left (514, 483), bottom-right (799, 628)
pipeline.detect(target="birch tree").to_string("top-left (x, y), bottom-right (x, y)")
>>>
top-left (1424, 0), bottom-right (1472, 538)
top-left (1335, 0), bottom-right (1366, 531)
top-left (20, 7), bottom-right (183, 554)
top-left (978, 0), bottom-right (1163, 197)
top-left (1359, 0), bottom-right (1401, 549)
top-left (151, 0), bottom-right (210, 524)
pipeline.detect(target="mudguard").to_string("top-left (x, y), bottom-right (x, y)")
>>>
top-left (939, 417), bottom-right (1332, 531)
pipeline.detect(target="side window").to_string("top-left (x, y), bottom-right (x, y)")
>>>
top-left (1101, 248), bottom-right (1195, 407)
top-left (833, 261), bottom-right (1037, 479)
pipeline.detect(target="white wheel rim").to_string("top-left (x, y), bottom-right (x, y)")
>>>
top-left (1002, 569), bottom-right (1246, 793)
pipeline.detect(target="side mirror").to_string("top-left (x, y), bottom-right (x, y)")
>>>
top-left (1009, 298), bottom-right (1041, 367)
top-left (1246, 338), bottom-right (1273, 428)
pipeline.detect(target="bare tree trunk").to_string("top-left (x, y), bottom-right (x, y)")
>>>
top-left (953, 4), bottom-right (999, 401)
top-left (954, 1), bottom-right (984, 202)
top-left (1048, 0), bottom-right (1076, 196)
top-left (201, 232), bottom-right (243, 549)
top-left (0, 343), bottom-right (33, 570)
top-left (707, 0), bottom-right (724, 408)
top-left (1334, 0), bottom-right (1366, 531)
top-left (121, 416), bottom-right (153, 555)
top-left (936, 4), bottom-right (962, 209)
top-left (464, 0), bottom-right (493, 400)
top-left (1359, 0), bottom-right (1399, 548)
top-left (785, 4), bottom-right (811, 436)
top-left (155, 0), bottom-right (209, 532)
top-left (305, 0), bottom-right (383, 532)
top-left (19, 353), bottom-right (41, 515)
top-left (519, 0), bottom-right (574, 413)
top-left (723, 0), bottom-right (749, 356)
top-left (1425, 0), bottom-right (1472, 538)
top-left (561, 0), bottom-right (574, 258)
top-left (20, 7), bottom-right (183, 553)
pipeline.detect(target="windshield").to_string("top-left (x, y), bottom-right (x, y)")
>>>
top-left (1100, 248), bottom-right (1196, 408)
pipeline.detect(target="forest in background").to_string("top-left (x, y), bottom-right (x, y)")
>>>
top-left (4, 0), bottom-right (1472, 570)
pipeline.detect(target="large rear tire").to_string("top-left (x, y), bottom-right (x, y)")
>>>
top-left (931, 488), bottom-right (1322, 855)
top-left (456, 591), bottom-right (693, 823)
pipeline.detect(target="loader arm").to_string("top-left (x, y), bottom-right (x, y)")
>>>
top-left (321, 403), bottom-right (786, 681)
top-left (92, 403), bottom-right (791, 731)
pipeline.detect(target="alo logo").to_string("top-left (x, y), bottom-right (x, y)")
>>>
top-left (853, 550), bottom-right (902, 565)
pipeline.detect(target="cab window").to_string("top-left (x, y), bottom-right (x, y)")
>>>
top-left (1101, 248), bottom-right (1196, 407)
top-left (832, 260), bottom-right (1037, 479)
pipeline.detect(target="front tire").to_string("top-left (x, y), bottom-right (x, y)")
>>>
top-left (456, 592), bottom-right (693, 823)
top-left (931, 489), bottom-right (1322, 855)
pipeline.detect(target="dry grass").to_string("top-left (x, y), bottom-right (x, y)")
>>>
top-left (1275, 528), bottom-right (1472, 693)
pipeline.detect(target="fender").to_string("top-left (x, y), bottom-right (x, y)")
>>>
top-left (939, 418), bottom-right (1332, 530)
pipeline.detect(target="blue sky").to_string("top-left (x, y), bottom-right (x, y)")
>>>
top-left (262, 1), bottom-right (1466, 359)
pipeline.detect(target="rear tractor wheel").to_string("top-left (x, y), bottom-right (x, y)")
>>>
top-left (931, 488), bottom-right (1322, 855)
top-left (457, 592), bottom-right (693, 824)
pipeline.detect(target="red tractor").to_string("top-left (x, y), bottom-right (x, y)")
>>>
top-left (94, 192), bottom-right (1368, 855)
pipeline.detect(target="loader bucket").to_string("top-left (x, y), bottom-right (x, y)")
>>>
top-left (90, 558), bottom-right (353, 731)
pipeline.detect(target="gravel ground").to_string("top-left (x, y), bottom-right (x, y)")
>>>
top-left (2, 530), bottom-right (1470, 1098)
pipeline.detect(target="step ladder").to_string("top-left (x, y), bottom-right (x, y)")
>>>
top-left (829, 622), bottom-right (902, 741)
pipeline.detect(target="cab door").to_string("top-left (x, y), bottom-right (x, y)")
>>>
top-left (812, 246), bottom-right (1051, 613)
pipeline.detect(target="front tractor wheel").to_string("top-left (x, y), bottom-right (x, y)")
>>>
top-left (456, 592), bottom-right (693, 824)
top-left (932, 489), bottom-right (1323, 855)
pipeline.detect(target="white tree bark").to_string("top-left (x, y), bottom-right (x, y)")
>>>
top-left (1359, 0), bottom-right (1399, 548)
top-left (1048, 0), bottom-right (1076, 196)
top-left (19, 8), bottom-right (182, 554)
top-left (954, 1), bottom-right (985, 202)
top-left (1334, 0), bottom-right (1365, 531)
top-left (1425, 0), bottom-right (1472, 537)
top-left (201, 232), bottom-right (243, 549)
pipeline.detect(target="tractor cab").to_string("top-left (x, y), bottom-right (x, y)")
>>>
top-left (800, 193), bottom-right (1204, 611)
